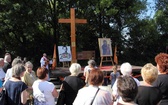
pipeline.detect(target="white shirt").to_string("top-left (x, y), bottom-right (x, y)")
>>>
top-left (83, 66), bottom-right (90, 76)
top-left (40, 57), bottom-right (49, 70)
top-left (0, 68), bottom-right (5, 80)
top-left (40, 57), bottom-right (47, 66)
top-left (32, 80), bottom-right (55, 105)
top-left (83, 66), bottom-right (97, 76)
top-left (73, 86), bottom-right (113, 105)
top-left (4, 68), bottom-right (12, 81)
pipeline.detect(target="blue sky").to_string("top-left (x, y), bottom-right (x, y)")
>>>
top-left (146, 0), bottom-right (155, 18)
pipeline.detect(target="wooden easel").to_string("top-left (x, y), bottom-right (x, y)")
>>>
top-left (100, 56), bottom-right (114, 67)
top-left (63, 61), bottom-right (70, 67)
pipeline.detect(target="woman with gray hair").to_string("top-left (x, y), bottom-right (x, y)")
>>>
top-left (112, 62), bottom-right (140, 105)
top-left (57, 63), bottom-right (85, 105)
top-left (4, 57), bottom-right (23, 81)
top-left (22, 61), bottom-right (37, 105)
top-left (4, 64), bottom-right (28, 105)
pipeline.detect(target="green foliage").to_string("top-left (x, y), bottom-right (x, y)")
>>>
top-left (153, 0), bottom-right (168, 52)
top-left (120, 19), bottom-right (160, 65)
top-left (0, 0), bottom-right (167, 67)
top-left (0, 0), bottom-right (53, 68)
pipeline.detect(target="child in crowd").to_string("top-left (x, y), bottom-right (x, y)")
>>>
top-left (110, 65), bottom-right (120, 88)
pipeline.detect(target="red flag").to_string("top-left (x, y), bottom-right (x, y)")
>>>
top-left (114, 45), bottom-right (118, 64)
top-left (52, 44), bottom-right (57, 70)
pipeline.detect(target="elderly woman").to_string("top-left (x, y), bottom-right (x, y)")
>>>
top-left (4, 64), bottom-right (28, 105)
top-left (112, 62), bottom-right (140, 104)
top-left (58, 63), bottom-right (85, 105)
top-left (152, 53), bottom-right (168, 105)
top-left (22, 61), bottom-right (37, 105)
top-left (5, 57), bottom-right (22, 81)
top-left (135, 63), bottom-right (162, 104)
top-left (32, 67), bottom-right (58, 105)
top-left (73, 69), bottom-right (113, 105)
top-left (83, 60), bottom-right (97, 83)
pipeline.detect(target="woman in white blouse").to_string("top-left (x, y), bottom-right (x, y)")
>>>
top-left (73, 69), bottom-right (113, 105)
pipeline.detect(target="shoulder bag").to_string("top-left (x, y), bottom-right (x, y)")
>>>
top-left (90, 88), bottom-right (100, 105)
top-left (0, 88), bottom-right (7, 105)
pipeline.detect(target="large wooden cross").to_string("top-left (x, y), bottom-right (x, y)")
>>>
top-left (59, 8), bottom-right (87, 63)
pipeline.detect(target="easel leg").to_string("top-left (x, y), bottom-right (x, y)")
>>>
top-left (99, 56), bottom-right (114, 67)
top-left (100, 57), bottom-right (103, 67)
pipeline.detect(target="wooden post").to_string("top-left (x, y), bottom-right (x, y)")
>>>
top-left (113, 45), bottom-right (118, 64)
top-left (59, 8), bottom-right (87, 63)
top-left (52, 44), bottom-right (57, 70)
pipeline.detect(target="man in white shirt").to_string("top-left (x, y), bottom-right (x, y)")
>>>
top-left (40, 53), bottom-right (49, 69)
top-left (40, 53), bottom-right (50, 81)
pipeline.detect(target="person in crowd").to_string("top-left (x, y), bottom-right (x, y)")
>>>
top-left (110, 65), bottom-right (120, 88)
top-left (0, 80), bottom-right (2, 92)
top-left (32, 67), bottom-right (58, 105)
top-left (49, 58), bottom-right (53, 70)
top-left (73, 69), bottom-right (113, 105)
top-left (0, 58), bottom-right (5, 82)
top-left (22, 57), bottom-right (27, 64)
top-left (40, 53), bottom-right (50, 81)
top-left (22, 61), bottom-right (37, 105)
top-left (4, 64), bottom-right (28, 105)
top-left (135, 63), bottom-right (162, 105)
top-left (112, 62), bottom-right (140, 104)
top-left (2, 53), bottom-right (11, 73)
top-left (117, 75), bottom-right (138, 105)
top-left (40, 53), bottom-right (49, 69)
top-left (59, 63), bottom-right (85, 105)
top-left (5, 57), bottom-right (22, 82)
top-left (152, 53), bottom-right (168, 105)
top-left (83, 59), bottom-right (97, 83)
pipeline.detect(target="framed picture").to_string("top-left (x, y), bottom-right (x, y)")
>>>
top-left (98, 38), bottom-right (112, 56)
top-left (58, 46), bottom-right (72, 62)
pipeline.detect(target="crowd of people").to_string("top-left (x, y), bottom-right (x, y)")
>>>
top-left (0, 52), bottom-right (168, 105)
top-left (0, 53), bottom-right (57, 105)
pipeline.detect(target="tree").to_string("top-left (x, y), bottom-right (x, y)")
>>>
top-left (154, 0), bottom-right (168, 53)
top-left (0, 0), bottom-right (161, 67)
top-left (0, 0), bottom-right (53, 67)
top-left (121, 18), bottom-right (160, 65)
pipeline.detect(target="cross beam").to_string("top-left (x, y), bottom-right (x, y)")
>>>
top-left (59, 8), bottom-right (87, 63)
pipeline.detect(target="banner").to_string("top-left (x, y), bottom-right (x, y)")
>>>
top-left (58, 46), bottom-right (72, 62)
top-left (98, 38), bottom-right (112, 57)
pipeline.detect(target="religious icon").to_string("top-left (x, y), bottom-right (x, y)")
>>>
top-left (98, 38), bottom-right (112, 56)
top-left (58, 46), bottom-right (72, 62)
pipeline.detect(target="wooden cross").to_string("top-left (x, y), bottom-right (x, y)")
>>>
top-left (59, 8), bottom-right (87, 63)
